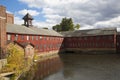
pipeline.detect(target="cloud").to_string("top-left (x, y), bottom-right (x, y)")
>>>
top-left (18, 0), bottom-right (44, 8)
top-left (94, 16), bottom-right (120, 28)
top-left (14, 16), bottom-right (55, 29)
top-left (18, 9), bottom-right (40, 16)
top-left (14, 16), bottom-right (24, 25)
top-left (33, 20), bottom-right (55, 28)
top-left (80, 16), bottom-right (120, 30)
top-left (6, 10), bottom-right (13, 14)
top-left (80, 25), bottom-right (95, 30)
top-left (18, 0), bottom-right (120, 29)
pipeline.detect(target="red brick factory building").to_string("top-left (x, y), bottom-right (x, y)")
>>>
top-left (0, 5), bottom-right (120, 59)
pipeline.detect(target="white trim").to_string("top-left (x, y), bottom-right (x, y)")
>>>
top-left (0, 16), bottom-right (6, 19)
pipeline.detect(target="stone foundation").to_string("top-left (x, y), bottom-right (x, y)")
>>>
top-left (0, 59), bottom-right (7, 70)
top-left (0, 77), bottom-right (10, 80)
top-left (64, 48), bottom-right (116, 54)
top-left (35, 50), bottom-right (60, 61)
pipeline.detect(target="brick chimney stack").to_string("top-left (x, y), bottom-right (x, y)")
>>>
top-left (0, 5), bottom-right (6, 59)
top-left (6, 13), bottom-right (14, 24)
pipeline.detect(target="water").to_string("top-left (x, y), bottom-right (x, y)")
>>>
top-left (44, 54), bottom-right (120, 80)
top-left (20, 53), bottom-right (120, 80)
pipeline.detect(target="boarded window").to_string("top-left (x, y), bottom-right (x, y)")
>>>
top-left (44, 44), bottom-right (46, 48)
top-left (40, 45), bottom-right (42, 49)
top-left (15, 34), bottom-right (18, 40)
top-left (21, 35), bottom-right (24, 40)
top-left (44, 36), bottom-right (46, 40)
top-left (36, 36), bottom-right (38, 40)
top-left (36, 45), bottom-right (38, 49)
top-left (32, 36), bottom-right (34, 40)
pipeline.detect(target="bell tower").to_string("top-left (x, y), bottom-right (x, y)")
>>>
top-left (23, 13), bottom-right (33, 27)
top-left (0, 5), bottom-right (6, 59)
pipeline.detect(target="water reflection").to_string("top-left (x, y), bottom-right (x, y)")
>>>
top-left (34, 57), bottom-right (63, 80)
top-left (19, 54), bottom-right (120, 80)
top-left (19, 55), bottom-right (63, 80)
top-left (45, 54), bottom-right (120, 80)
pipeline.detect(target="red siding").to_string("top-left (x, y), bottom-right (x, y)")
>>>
top-left (64, 35), bottom-right (115, 49)
top-left (6, 33), bottom-right (64, 54)
top-left (117, 34), bottom-right (120, 51)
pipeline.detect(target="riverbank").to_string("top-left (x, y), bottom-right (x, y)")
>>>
top-left (34, 51), bottom-right (60, 62)
top-left (18, 52), bottom-right (63, 80)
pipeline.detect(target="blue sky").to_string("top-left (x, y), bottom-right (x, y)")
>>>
top-left (0, 0), bottom-right (46, 27)
top-left (0, 0), bottom-right (120, 30)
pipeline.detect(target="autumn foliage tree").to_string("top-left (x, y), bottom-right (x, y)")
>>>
top-left (7, 45), bottom-right (25, 75)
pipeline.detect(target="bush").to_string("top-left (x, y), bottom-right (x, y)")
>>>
top-left (7, 45), bottom-right (25, 75)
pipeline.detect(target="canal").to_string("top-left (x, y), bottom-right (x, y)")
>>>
top-left (19, 53), bottom-right (120, 80)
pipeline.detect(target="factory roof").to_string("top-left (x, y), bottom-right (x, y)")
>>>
top-left (6, 23), bottom-right (63, 37)
top-left (61, 28), bottom-right (117, 37)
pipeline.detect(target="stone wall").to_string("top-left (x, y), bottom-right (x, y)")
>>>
top-left (35, 50), bottom-right (59, 61)
top-left (0, 77), bottom-right (10, 80)
top-left (64, 48), bottom-right (116, 54)
top-left (0, 59), bottom-right (7, 70)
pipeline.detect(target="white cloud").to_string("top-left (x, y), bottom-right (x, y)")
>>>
top-left (18, 9), bottom-right (40, 16)
top-left (14, 16), bottom-right (55, 29)
top-left (44, 14), bottom-right (64, 23)
top-left (17, 0), bottom-right (120, 29)
top-left (14, 16), bottom-right (24, 25)
top-left (94, 16), bottom-right (120, 28)
top-left (33, 20), bottom-right (55, 28)
top-left (19, 0), bottom-right (44, 8)
top-left (6, 10), bottom-right (13, 14)
top-left (80, 25), bottom-right (95, 30)
top-left (81, 16), bottom-right (120, 30)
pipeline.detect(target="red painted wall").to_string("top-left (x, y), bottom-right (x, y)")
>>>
top-left (117, 34), bottom-right (120, 51)
top-left (6, 33), bottom-right (64, 54)
top-left (7, 33), bottom-right (118, 53)
top-left (64, 35), bottom-right (116, 49)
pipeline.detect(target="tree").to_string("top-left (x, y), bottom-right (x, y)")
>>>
top-left (60, 17), bottom-right (74, 31)
top-left (52, 17), bottom-right (80, 32)
top-left (7, 45), bottom-right (25, 75)
top-left (74, 24), bottom-right (80, 30)
top-left (43, 27), bottom-right (49, 29)
top-left (52, 24), bottom-right (61, 32)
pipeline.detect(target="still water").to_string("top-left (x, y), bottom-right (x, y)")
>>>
top-left (20, 53), bottom-right (120, 80)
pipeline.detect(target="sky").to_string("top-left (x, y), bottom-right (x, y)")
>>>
top-left (0, 0), bottom-right (120, 30)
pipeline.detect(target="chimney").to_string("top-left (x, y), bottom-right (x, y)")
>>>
top-left (0, 5), bottom-right (7, 59)
top-left (6, 13), bottom-right (14, 24)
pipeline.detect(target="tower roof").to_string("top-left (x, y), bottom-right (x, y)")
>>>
top-left (22, 13), bottom-right (33, 20)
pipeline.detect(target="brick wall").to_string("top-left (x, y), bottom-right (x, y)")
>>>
top-left (6, 13), bottom-right (14, 24)
top-left (0, 5), bottom-right (6, 59)
top-left (25, 44), bottom-right (34, 58)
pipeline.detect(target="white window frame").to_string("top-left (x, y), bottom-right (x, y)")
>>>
top-left (7, 34), bottom-right (11, 40)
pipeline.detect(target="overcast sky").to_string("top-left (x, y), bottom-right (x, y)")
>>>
top-left (0, 0), bottom-right (120, 30)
